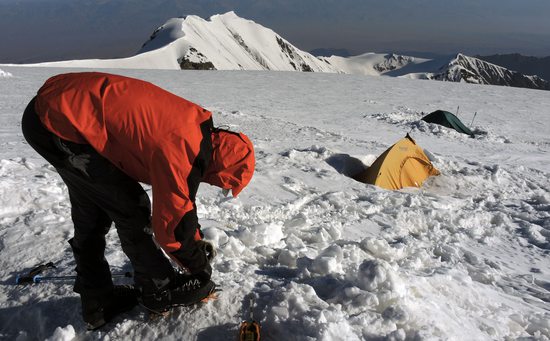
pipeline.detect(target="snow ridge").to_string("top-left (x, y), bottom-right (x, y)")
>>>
top-left (319, 53), bottom-right (427, 76)
top-left (426, 54), bottom-right (550, 90)
top-left (138, 12), bottom-right (336, 72)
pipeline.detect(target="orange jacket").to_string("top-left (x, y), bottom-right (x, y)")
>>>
top-left (35, 72), bottom-right (216, 257)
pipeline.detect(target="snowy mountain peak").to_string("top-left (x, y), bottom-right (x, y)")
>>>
top-left (431, 53), bottom-right (550, 89)
top-left (211, 10), bottom-right (239, 20)
top-left (139, 17), bottom-right (187, 54)
top-left (138, 11), bottom-right (337, 72)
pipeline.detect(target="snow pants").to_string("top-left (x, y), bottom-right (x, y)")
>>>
top-left (22, 98), bottom-right (174, 296)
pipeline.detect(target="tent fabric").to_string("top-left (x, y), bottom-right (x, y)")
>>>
top-left (421, 110), bottom-right (475, 137)
top-left (354, 135), bottom-right (440, 190)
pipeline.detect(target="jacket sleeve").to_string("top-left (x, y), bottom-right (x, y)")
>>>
top-left (149, 119), bottom-right (212, 273)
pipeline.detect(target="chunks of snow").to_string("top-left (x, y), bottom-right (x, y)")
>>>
top-left (0, 68), bottom-right (13, 77)
top-left (45, 325), bottom-right (76, 341)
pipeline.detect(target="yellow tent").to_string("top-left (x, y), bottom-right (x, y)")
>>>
top-left (353, 134), bottom-right (439, 190)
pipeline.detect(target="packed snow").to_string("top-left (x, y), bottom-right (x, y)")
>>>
top-left (0, 66), bottom-right (549, 340)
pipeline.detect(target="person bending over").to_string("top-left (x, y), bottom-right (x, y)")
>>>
top-left (21, 72), bottom-right (255, 330)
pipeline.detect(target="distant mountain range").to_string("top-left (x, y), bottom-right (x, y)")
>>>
top-left (380, 53), bottom-right (550, 90)
top-left (425, 54), bottom-right (549, 90)
top-left (10, 12), bottom-right (549, 91)
top-left (476, 54), bottom-right (550, 83)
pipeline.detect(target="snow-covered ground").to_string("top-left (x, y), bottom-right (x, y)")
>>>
top-left (0, 67), bottom-right (549, 340)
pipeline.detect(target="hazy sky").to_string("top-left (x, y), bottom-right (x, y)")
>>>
top-left (1, 0), bottom-right (550, 63)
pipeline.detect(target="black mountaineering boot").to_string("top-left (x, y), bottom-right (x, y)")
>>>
top-left (137, 276), bottom-right (173, 314)
top-left (137, 273), bottom-right (216, 314)
top-left (169, 272), bottom-right (216, 307)
top-left (81, 285), bottom-right (138, 330)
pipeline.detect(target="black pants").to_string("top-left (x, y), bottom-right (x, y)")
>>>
top-left (21, 98), bottom-right (174, 296)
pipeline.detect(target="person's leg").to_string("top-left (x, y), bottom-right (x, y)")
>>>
top-left (58, 178), bottom-right (119, 329)
top-left (61, 174), bottom-right (114, 295)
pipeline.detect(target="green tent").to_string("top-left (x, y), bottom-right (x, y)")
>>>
top-left (421, 110), bottom-right (475, 137)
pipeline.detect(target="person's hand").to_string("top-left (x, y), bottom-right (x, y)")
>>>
top-left (197, 240), bottom-right (216, 262)
top-left (171, 262), bottom-right (211, 289)
top-left (170, 240), bottom-right (216, 277)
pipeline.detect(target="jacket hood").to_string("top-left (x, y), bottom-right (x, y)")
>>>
top-left (203, 129), bottom-right (255, 196)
